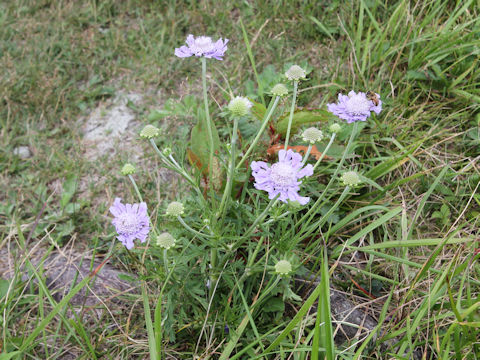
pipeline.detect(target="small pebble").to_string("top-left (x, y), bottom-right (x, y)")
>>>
top-left (13, 146), bottom-right (32, 159)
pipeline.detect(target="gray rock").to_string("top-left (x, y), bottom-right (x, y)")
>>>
top-left (13, 146), bottom-right (32, 159)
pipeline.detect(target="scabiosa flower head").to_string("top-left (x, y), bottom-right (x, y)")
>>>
top-left (285, 65), bottom-right (306, 81)
top-left (228, 96), bottom-right (253, 117)
top-left (302, 127), bottom-right (324, 144)
top-left (275, 260), bottom-right (292, 275)
top-left (156, 232), bottom-right (176, 250)
top-left (271, 83), bottom-right (289, 97)
top-left (341, 171), bottom-right (361, 186)
top-left (251, 149), bottom-right (313, 205)
top-left (174, 34), bottom-right (228, 60)
top-left (121, 163), bottom-right (136, 176)
top-left (140, 124), bottom-right (160, 139)
top-left (329, 123), bottom-right (342, 133)
top-left (327, 90), bottom-right (382, 123)
top-left (166, 201), bottom-right (184, 217)
top-left (110, 198), bottom-right (150, 250)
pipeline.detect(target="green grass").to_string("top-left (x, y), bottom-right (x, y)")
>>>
top-left (1, 0), bottom-right (480, 359)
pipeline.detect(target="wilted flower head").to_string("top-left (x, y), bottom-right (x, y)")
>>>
top-left (327, 90), bottom-right (382, 123)
top-left (251, 149), bottom-right (313, 205)
top-left (228, 96), bottom-right (252, 117)
top-left (140, 125), bottom-right (160, 139)
top-left (341, 171), bottom-right (361, 186)
top-left (175, 34), bottom-right (228, 60)
top-left (285, 65), bottom-right (306, 81)
top-left (275, 260), bottom-right (292, 275)
top-left (156, 232), bottom-right (176, 250)
top-left (121, 163), bottom-right (136, 176)
top-left (329, 123), bottom-right (342, 133)
top-left (302, 127), bottom-right (324, 144)
top-left (271, 83), bottom-right (289, 97)
top-left (110, 198), bottom-right (150, 250)
top-left (166, 201), bottom-right (184, 217)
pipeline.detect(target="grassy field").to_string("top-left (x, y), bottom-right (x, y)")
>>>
top-left (1, 0), bottom-right (480, 359)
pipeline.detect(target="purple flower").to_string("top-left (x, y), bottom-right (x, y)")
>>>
top-left (327, 90), bottom-right (382, 123)
top-left (109, 198), bottom-right (150, 250)
top-left (251, 149), bottom-right (313, 205)
top-left (174, 34), bottom-right (228, 60)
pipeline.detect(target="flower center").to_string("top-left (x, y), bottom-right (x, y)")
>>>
top-left (117, 214), bottom-right (140, 235)
top-left (193, 36), bottom-right (214, 53)
top-left (345, 94), bottom-right (371, 115)
top-left (270, 163), bottom-right (296, 187)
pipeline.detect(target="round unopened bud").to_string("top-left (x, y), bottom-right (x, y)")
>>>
top-left (302, 127), bottom-right (324, 144)
top-left (275, 260), bottom-right (292, 275)
top-left (166, 201), bottom-right (184, 217)
top-left (341, 171), bottom-right (361, 186)
top-left (162, 147), bottom-right (172, 157)
top-left (285, 65), bottom-right (306, 81)
top-left (228, 96), bottom-right (253, 117)
top-left (329, 123), bottom-right (342, 133)
top-left (140, 124), bottom-right (160, 139)
top-left (271, 83), bottom-right (289, 97)
top-left (203, 218), bottom-right (210, 225)
top-left (156, 232), bottom-right (176, 249)
top-left (121, 163), bottom-right (136, 175)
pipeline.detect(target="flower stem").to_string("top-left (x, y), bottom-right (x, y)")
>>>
top-left (236, 96), bottom-right (280, 171)
top-left (128, 174), bottom-right (144, 203)
top-left (218, 117), bottom-right (238, 217)
top-left (176, 216), bottom-right (214, 239)
top-left (302, 144), bottom-right (313, 165)
top-left (284, 81), bottom-right (298, 150)
top-left (312, 133), bottom-right (336, 172)
top-left (201, 57), bottom-right (215, 197)
top-left (242, 196), bottom-right (279, 243)
top-left (300, 122), bottom-right (358, 226)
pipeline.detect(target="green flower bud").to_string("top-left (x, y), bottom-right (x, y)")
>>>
top-left (275, 260), bottom-right (292, 275)
top-left (156, 232), bottom-right (176, 249)
top-left (166, 201), bottom-right (184, 217)
top-left (271, 83), bottom-right (289, 97)
top-left (140, 124), bottom-right (160, 139)
top-left (285, 65), bottom-right (306, 81)
top-left (228, 96), bottom-right (253, 117)
top-left (162, 147), bottom-right (172, 157)
top-left (121, 163), bottom-right (136, 176)
top-left (329, 123), bottom-right (342, 133)
top-left (341, 171), bottom-right (361, 186)
top-left (302, 127), bottom-right (324, 144)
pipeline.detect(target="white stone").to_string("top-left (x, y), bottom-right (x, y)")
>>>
top-left (13, 146), bottom-right (32, 159)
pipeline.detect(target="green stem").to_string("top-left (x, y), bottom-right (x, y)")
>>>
top-left (302, 144), bottom-right (313, 165)
top-left (284, 81), bottom-right (298, 150)
top-left (128, 175), bottom-right (144, 203)
top-left (299, 122), bottom-right (358, 226)
top-left (312, 133), bottom-right (336, 172)
top-left (149, 139), bottom-right (205, 202)
top-left (218, 117), bottom-right (238, 216)
top-left (201, 57), bottom-right (215, 197)
top-left (177, 216), bottom-right (214, 239)
top-left (236, 96), bottom-right (280, 170)
top-left (240, 196), bottom-right (279, 245)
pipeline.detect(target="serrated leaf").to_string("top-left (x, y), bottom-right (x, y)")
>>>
top-left (276, 110), bottom-right (335, 138)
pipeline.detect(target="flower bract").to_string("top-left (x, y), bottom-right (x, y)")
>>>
top-left (121, 163), bottom-right (136, 176)
top-left (341, 171), bottom-right (361, 186)
top-left (302, 127), bottom-right (324, 144)
top-left (275, 260), bottom-right (292, 275)
top-left (271, 83), bottom-right (288, 97)
top-left (327, 90), bottom-right (382, 123)
top-left (285, 65), bottom-right (306, 81)
top-left (156, 232), bottom-right (176, 250)
top-left (110, 198), bottom-right (150, 250)
top-left (251, 149), bottom-right (313, 205)
top-left (174, 34), bottom-right (228, 60)
top-left (166, 201), bottom-right (184, 217)
top-left (228, 96), bottom-right (253, 117)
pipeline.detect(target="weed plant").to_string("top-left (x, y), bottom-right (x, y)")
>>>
top-left (1, 1), bottom-right (479, 359)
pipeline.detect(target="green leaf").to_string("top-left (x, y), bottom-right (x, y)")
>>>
top-left (0, 278), bottom-right (10, 299)
top-left (0, 352), bottom-right (22, 360)
top-left (276, 110), bottom-right (335, 138)
top-left (60, 174), bottom-right (77, 209)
